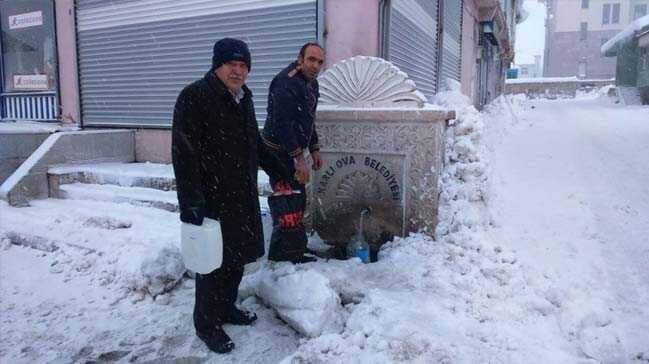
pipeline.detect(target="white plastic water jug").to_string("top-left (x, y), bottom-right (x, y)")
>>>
top-left (180, 217), bottom-right (223, 274)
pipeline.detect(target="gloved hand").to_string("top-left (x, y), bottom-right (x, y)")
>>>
top-left (278, 211), bottom-right (304, 228)
top-left (272, 181), bottom-right (293, 195)
top-left (180, 208), bottom-right (204, 226)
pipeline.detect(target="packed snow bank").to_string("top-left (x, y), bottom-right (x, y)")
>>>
top-left (242, 262), bottom-right (343, 337)
top-left (0, 199), bottom-right (185, 297)
top-left (433, 79), bottom-right (490, 242)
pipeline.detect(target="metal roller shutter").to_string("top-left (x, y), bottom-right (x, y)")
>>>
top-left (76, 0), bottom-right (318, 127)
top-left (386, 0), bottom-right (439, 99)
top-left (438, 0), bottom-right (463, 88)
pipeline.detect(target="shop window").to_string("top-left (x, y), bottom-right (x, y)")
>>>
top-left (0, 0), bottom-right (57, 93)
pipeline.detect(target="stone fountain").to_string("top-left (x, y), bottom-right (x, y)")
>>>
top-left (309, 56), bottom-right (455, 250)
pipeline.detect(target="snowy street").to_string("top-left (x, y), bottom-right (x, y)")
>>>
top-left (1, 91), bottom-right (649, 363)
top-left (487, 95), bottom-right (649, 361)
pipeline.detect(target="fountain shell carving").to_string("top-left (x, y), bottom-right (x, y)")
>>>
top-left (318, 56), bottom-right (427, 108)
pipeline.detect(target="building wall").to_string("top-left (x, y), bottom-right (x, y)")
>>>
top-left (55, 0), bottom-right (80, 125)
top-left (461, 0), bottom-right (479, 100)
top-left (135, 130), bottom-right (171, 163)
top-left (324, 0), bottom-right (380, 65)
top-left (553, 0), bottom-right (645, 32)
top-left (544, 0), bottom-right (648, 78)
top-left (546, 29), bottom-right (619, 78)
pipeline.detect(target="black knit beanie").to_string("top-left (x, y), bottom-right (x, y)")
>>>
top-left (211, 38), bottom-right (251, 71)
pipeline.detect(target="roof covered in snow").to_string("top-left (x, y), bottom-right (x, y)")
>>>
top-left (601, 14), bottom-right (649, 56)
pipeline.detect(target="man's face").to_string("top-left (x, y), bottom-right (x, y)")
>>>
top-left (298, 46), bottom-right (325, 81)
top-left (215, 60), bottom-right (249, 94)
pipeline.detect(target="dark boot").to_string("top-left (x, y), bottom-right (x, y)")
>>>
top-left (291, 255), bottom-right (317, 264)
top-left (225, 307), bottom-right (257, 326)
top-left (197, 326), bottom-right (235, 354)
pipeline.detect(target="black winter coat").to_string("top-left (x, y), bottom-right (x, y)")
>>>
top-left (262, 61), bottom-right (320, 158)
top-left (172, 71), bottom-right (288, 265)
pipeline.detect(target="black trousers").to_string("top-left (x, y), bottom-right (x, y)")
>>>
top-left (193, 263), bottom-right (244, 336)
top-left (268, 151), bottom-right (307, 261)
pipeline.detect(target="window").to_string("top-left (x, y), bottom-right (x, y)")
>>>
top-left (612, 3), bottom-right (620, 23)
top-left (634, 4), bottom-right (648, 20)
top-left (603, 4), bottom-right (611, 24)
top-left (582, 0), bottom-right (589, 9)
top-left (0, 0), bottom-right (57, 92)
top-left (580, 22), bottom-right (588, 40)
top-left (578, 61), bottom-right (587, 78)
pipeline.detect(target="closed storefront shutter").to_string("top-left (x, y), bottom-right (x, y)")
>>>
top-left (438, 0), bottom-right (463, 88)
top-left (385, 0), bottom-right (439, 99)
top-left (76, 0), bottom-right (319, 127)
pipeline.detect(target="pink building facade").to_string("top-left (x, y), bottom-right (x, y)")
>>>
top-left (1, 0), bottom-right (522, 162)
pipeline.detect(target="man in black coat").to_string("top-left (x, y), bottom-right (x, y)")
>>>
top-left (262, 43), bottom-right (326, 263)
top-left (172, 38), bottom-right (289, 354)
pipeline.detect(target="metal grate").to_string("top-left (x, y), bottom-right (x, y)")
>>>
top-left (1, 92), bottom-right (58, 121)
top-left (438, 0), bottom-right (463, 89)
top-left (386, 0), bottom-right (440, 99)
top-left (75, 0), bottom-right (318, 127)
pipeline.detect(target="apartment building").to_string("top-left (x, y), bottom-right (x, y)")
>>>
top-left (543, 0), bottom-right (649, 79)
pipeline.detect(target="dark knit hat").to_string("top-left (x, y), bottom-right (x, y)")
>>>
top-left (211, 38), bottom-right (251, 71)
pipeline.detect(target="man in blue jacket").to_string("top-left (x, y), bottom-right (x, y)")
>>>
top-left (262, 42), bottom-right (326, 263)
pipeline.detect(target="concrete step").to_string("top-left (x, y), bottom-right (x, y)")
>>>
top-left (58, 183), bottom-right (180, 212)
top-left (48, 162), bottom-right (176, 191)
top-left (47, 162), bottom-right (273, 196)
top-left (57, 182), bottom-right (271, 214)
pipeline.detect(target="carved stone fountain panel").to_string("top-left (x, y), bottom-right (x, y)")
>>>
top-left (311, 56), bottom-right (453, 245)
top-left (312, 152), bottom-right (406, 244)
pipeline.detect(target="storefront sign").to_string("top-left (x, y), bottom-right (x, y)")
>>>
top-left (13, 75), bottom-right (49, 90)
top-left (8, 11), bottom-right (43, 30)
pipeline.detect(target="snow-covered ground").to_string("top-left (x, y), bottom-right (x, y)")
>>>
top-left (1, 88), bottom-right (648, 363)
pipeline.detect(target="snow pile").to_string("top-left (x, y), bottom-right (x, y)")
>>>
top-left (0, 199), bottom-right (185, 298)
top-left (242, 262), bottom-right (343, 337)
top-left (433, 79), bottom-right (490, 243)
top-left (266, 230), bottom-right (582, 362)
top-left (575, 84), bottom-right (616, 100)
